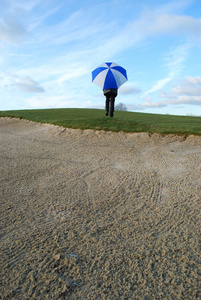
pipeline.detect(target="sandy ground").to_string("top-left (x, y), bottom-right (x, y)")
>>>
top-left (0, 117), bottom-right (201, 300)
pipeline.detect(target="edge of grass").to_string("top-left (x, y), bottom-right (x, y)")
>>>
top-left (0, 108), bottom-right (200, 136)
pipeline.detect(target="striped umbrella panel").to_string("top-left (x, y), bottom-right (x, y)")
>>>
top-left (92, 62), bottom-right (127, 90)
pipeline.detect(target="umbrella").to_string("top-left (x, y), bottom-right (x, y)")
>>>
top-left (92, 62), bottom-right (127, 90)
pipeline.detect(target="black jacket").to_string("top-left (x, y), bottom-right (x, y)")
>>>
top-left (103, 89), bottom-right (118, 96)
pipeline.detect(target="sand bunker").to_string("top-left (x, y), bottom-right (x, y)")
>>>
top-left (0, 117), bottom-right (201, 299)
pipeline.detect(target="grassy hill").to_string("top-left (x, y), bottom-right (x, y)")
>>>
top-left (0, 108), bottom-right (200, 136)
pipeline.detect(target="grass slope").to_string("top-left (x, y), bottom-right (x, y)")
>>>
top-left (0, 108), bottom-right (200, 136)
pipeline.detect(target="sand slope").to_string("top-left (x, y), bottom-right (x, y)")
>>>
top-left (0, 117), bottom-right (201, 299)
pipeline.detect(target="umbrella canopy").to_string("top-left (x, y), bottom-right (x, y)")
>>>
top-left (92, 62), bottom-right (128, 90)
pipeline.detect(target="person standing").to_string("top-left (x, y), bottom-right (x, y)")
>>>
top-left (103, 88), bottom-right (118, 117)
top-left (92, 62), bottom-right (127, 117)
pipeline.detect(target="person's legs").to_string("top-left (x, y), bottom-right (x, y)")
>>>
top-left (105, 95), bottom-right (110, 116)
top-left (110, 94), bottom-right (115, 117)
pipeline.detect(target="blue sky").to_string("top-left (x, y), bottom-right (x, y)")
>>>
top-left (0, 0), bottom-right (201, 115)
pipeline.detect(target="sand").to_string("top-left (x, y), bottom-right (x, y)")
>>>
top-left (0, 117), bottom-right (201, 299)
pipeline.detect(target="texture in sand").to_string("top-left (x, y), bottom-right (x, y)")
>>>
top-left (0, 117), bottom-right (201, 299)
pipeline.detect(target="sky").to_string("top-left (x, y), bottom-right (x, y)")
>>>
top-left (0, 0), bottom-right (201, 116)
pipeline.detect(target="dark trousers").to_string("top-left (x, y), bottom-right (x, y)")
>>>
top-left (105, 94), bottom-right (116, 117)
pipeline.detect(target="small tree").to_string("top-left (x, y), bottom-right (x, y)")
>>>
top-left (115, 102), bottom-right (127, 111)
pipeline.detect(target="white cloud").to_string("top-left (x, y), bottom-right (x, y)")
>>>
top-left (171, 85), bottom-right (201, 96)
top-left (32, 3), bottom-right (201, 70)
top-left (142, 77), bottom-right (172, 97)
top-left (15, 76), bottom-right (45, 93)
top-left (134, 9), bottom-right (201, 40)
top-left (162, 76), bottom-right (201, 105)
top-left (142, 43), bottom-right (191, 97)
top-left (25, 95), bottom-right (75, 109)
top-left (0, 7), bottom-right (28, 45)
top-left (2, 72), bottom-right (45, 93)
top-left (97, 6), bottom-right (200, 60)
top-left (164, 76), bottom-right (201, 97)
top-left (154, 0), bottom-right (194, 14)
top-left (188, 76), bottom-right (201, 84)
top-left (92, 7), bottom-right (201, 71)
top-left (119, 83), bottom-right (141, 95)
top-left (141, 76), bottom-right (201, 109)
top-left (141, 98), bottom-right (167, 108)
top-left (185, 76), bottom-right (201, 85)
top-left (168, 95), bottom-right (201, 105)
top-left (165, 43), bottom-right (192, 76)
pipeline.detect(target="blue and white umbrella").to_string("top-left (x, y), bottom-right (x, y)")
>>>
top-left (92, 62), bottom-right (128, 90)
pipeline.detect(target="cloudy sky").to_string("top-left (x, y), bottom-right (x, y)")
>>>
top-left (0, 0), bottom-right (201, 115)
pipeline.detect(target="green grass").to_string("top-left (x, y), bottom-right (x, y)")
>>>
top-left (0, 108), bottom-right (200, 136)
